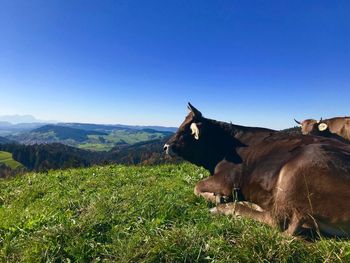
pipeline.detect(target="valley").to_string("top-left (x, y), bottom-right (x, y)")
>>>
top-left (0, 122), bottom-right (178, 176)
top-left (3, 123), bottom-right (175, 151)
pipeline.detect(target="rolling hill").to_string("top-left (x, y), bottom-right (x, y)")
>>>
top-left (33, 125), bottom-right (108, 142)
top-left (6, 124), bottom-right (174, 151)
top-left (110, 136), bottom-right (182, 165)
top-left (0, 151), bottom-right (23, 169)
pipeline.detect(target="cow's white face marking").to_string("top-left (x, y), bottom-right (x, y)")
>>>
top-left (318, 123), bottom-right (328, 131)
top-left (190, 123), bottom-right (200, 140)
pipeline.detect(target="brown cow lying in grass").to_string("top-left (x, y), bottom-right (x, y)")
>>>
top-left (165, 104), bottom-right (350, 238)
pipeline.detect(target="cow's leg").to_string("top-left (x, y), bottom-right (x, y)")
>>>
top-left (194, 173), bottom-right (233, 204)
top-left (194, 192), bottom-right (217, 204)
top-left (283, 213), bottom-right (305, 236)
top-left (211, 202), bottom-right (276, 227)
top-left (194, 185), bottom-right (229, 204)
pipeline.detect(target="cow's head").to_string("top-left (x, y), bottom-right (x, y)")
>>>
top-left (294, 118), bottom-right (318, 135)
top-left (307, 120), bottom-right (349, 143)
top-left (164, 103), bottom-right (243, 173)
top-left (163, 103), bottom-right (204, 160)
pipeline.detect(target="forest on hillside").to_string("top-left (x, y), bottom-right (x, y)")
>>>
top-left (0, 136), bottom-right (181, 177)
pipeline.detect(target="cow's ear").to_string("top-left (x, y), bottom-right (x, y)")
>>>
top-left (187, 103), bottom-right (202, 118)
top-left (318, 123), bottom-right (328, 131)
top-left (190, 122), bottom-right (200, 140)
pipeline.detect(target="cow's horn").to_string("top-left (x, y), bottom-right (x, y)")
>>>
top-left (318, 123), bottom-right (328, 131)
top-left (294, 119), bottom-right (301, 125)
top-left (188, 103), bottom-right (202, 118)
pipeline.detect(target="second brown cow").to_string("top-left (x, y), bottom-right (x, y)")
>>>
top-left (295, 117), bottom-right (350, 141)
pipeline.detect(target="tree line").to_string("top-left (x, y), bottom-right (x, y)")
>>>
top-left (0, 136), bottom-right (181, 177)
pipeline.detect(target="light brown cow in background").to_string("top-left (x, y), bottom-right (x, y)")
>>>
top-left (295, 117), bottom-right (350, 141)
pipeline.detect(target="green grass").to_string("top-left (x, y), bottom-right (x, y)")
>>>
top-left (78, 143), bottom-right (113, 151)
top-left (0, 151), bottom-right (23, 169)
top-left (104, 130), bottom-right (164, 145)
top-left (74, 131), bottom-right (166, 151)
top-left (1, 163), bottom-right (349, 262)
top-left (80, 130), bottom-right (165, 151)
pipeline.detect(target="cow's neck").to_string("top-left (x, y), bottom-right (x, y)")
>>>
top-left (206, 118), bottom-right (276, 146)
top-left (196, 118), bottom-right (275, 174)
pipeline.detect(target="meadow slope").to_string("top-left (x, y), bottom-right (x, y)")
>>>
top-left (0, 151), bottom-right (23, 169)
top-left (0, 164), bottom-right (349, 262)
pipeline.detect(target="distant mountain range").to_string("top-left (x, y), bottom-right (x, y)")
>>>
top-left (0, 115), bottom-right (177, 131)
top-left (0, 122), bottom-right (50, 136)
top-left (0, 114), bottom-right (52, 124)
top-left (0, 118), bottom-right (176, 136)
top-left (57, 123), bottom-right (177, 133)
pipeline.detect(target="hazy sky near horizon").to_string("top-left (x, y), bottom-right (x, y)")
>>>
top-left (1, 1), bottom-right (349, 129)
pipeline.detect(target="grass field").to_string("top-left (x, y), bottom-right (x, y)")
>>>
top-left (79, 131), bottom-right (167, 151)
top-left (1, 163), bottom-right (350, 262)
top-left (0, 151), bottom-right (23, 169)
top-left (11, 129), bottom-right (168, 152)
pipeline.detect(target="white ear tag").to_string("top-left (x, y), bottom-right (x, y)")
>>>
top-left (318, 123), bottom-right (328, 131)
top-left (190, 123), bottom-right (200, 140)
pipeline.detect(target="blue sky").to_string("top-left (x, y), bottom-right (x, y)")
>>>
top-left (1, 0), bottom-right (349, 129)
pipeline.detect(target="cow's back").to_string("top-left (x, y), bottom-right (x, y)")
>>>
top-left (240, 133), bottom-right (350, 235)
top-left (328, 117), bottom-right (350, 140)
top-left (238, 132), bottom-right (350, 194)
top-left (340, 118), bottom-right (350, 140)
